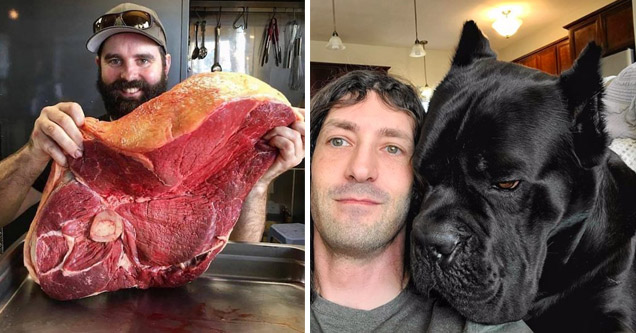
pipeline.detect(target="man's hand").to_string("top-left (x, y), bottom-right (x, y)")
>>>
top-left (0, 102), bottom-right (85, 227)
top-left (255, 107), bottom-right (305, 190)
top-left (230, 107), bottom-right (305, 242)
top-left (28, 102), bottom-right (85, 167)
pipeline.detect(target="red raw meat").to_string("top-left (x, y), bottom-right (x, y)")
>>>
top-left (23, 72), bottom-right (300, 300)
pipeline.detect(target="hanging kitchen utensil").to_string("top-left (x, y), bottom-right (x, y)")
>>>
top-left (211, 8), bottom-right (222, 72)
top-left (260, 19), bottom-right (271, 66)
top-left (198, 21), bottom-right (208, 59)
top-left (273, 17), bottom-right (282, 66)
top-left (260, 9), bottom-right (282, 67)
top-left (233, 7), bottom-right (248, 30)
top-left (289, 26), bottom-right (304, 90)
top-left (284, 9), bottom-right (299, 69)
top-left (191, 21), bottom-right (200, 60)
top-left (187, 28), bottom-right (192, 75)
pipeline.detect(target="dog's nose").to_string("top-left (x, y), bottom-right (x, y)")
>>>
top-left (414, 223), bottom-right (462, 266)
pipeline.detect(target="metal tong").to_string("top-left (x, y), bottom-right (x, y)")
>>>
top-left (261, 14), bottom-right (282, 66)
top-left (284, 10), bottom-right (300, 69)
top-left (289, 27), bottom-right (303, 90)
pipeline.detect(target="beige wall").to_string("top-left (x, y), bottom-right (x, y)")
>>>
top-left (310, 0), bottom-right (633, 85)
top-left (498, 0), bottom-right (616, 61)
top-left (310, 40), bottom-right (454, 90)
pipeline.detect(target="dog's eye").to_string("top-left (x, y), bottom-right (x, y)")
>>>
top-left (494, 180), bottom-right (520, 190)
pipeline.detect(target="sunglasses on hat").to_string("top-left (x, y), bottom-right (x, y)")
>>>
top-left (93, 10), bottom-right (153, 33)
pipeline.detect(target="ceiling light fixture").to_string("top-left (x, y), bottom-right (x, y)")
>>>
top-left (492, 10), bottom-right (522, 38)
top-left (410, 0), bottom-right (425, 57)
top-left (420, 41), bottom-right (434, 101)
top-left (8, 9), bottom-right (18, 20)
top-left (326, 0), bottom-right (345, 50)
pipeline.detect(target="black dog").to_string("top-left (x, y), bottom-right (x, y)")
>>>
top-left (410, 21), bottom-right (636, 332)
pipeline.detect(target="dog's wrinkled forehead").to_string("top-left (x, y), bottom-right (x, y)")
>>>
top-left (414, 21), bottom-right (579, 181)
top-left (419, 61), bottom-right (568, 178)
top-left (416, 20), bottom-right (606, 179)
top-left (437, 58), bottom-right (563, 124)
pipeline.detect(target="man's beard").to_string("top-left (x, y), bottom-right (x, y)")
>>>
top-left (97, 67), bottom-right (168, 120)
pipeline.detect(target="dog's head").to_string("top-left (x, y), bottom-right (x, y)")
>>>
top-left (410, 21), bottom-right (606, 323)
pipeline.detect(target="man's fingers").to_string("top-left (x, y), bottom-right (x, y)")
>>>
top-left (38, 119), bottom-right (82, 158)
top-left (291, 107), bottom-right (305, 119)
top-left (286, 125), bottom-right (304, 160)
top-left (47, 108), bottom-right (84, 150)
top-left (291, 120), bottom-right (305, 138)
top-left (263, 125), bottom-right (300, 141)
top-left (56, 102), bottom-right (85, 127)
top-left (38, 135), bottom-right (67, 166)
top-left (269, 136), bottom-right (296, 162)
top-left (264, 125), bottom-right (304, 161)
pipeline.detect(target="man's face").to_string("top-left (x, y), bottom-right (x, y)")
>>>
top-left (97, 33), bottom-right (171, 120)
top-left (311, 91), bottom-right (415, 258)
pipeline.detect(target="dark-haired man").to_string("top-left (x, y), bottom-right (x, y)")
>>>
top-left (310, 70), bottom-right (530, 332)
top-left (0, 3), bottom-right (304, 243)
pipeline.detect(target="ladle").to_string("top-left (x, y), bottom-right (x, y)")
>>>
top-left (211, 10), bottom-right (222, 72)
top-left (191, 21), bottom-right (200, 60)
top-left (198, 21), bottom-right (208, 59)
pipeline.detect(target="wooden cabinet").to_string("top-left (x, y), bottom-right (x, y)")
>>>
top-left (556, 39), bottom-right (573, 73)
top-left (310, 62), bottom-right (390, 97)
top-left (568, 18), bottom-right (601, 57)
top-left (564, 0), bottom-right (634, 58)
top-left (517, 55), bottom-right (538, 69)
top-left (514, 0), bottom-right (633, 75)
top-left (536, 46), bottom-right (559, 75)
top-left (513, 37), bottom-right (572, 75)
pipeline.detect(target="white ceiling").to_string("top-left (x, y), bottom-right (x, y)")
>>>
top-left (310, 0), bottom-right (611, 52)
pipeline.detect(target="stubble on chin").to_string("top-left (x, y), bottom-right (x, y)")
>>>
top-left (311, 185), bottom-right (410, 259)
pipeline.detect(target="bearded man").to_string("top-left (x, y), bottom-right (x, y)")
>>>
top-left (0, 3), bottom-right (304, 244)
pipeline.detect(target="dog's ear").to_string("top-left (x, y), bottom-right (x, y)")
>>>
top-left (559, 42), bottom-right (608, 169)
top-left (451, 21), bottom-right (497, 67)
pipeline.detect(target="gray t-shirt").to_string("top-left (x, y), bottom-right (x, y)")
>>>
top-left (310, 287), bottom-right (533, 333)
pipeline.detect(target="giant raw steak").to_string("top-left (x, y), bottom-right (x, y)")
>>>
top-left (24, 72), bottom-right (300, 300)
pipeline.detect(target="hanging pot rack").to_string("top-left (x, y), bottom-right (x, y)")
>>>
top-left (190, 1), bottom-right (304, 13)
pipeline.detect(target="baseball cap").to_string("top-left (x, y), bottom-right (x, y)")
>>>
top-left (86, 3), bottom-right (167, 53)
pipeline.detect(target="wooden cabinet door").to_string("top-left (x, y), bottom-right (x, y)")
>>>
top-left (570, 17), bottom-right (601, 58)
top-left (537, 47), bottom-right (558, 75)
top-left (513, 38), bottom-right (570, 75)
top-left (602, 1), bottom-right (635, 55)
top-left (518, 55), bottom-right (539, 70)
top-left (565, 0), bottom-right (634, 58)
top-left (557, 39), bottom-right (573, 73)
top-left (310, 62), bottom-right (390, 97)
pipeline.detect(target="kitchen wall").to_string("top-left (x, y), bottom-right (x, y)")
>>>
top-left (497, 0), bottom-right (617, 61)
top-left (187, 9), bottom-right (305, 107)
top-left (310, 40), bottom-right (453, 91)
top-left (310, 0), bottom-right (630, 85)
